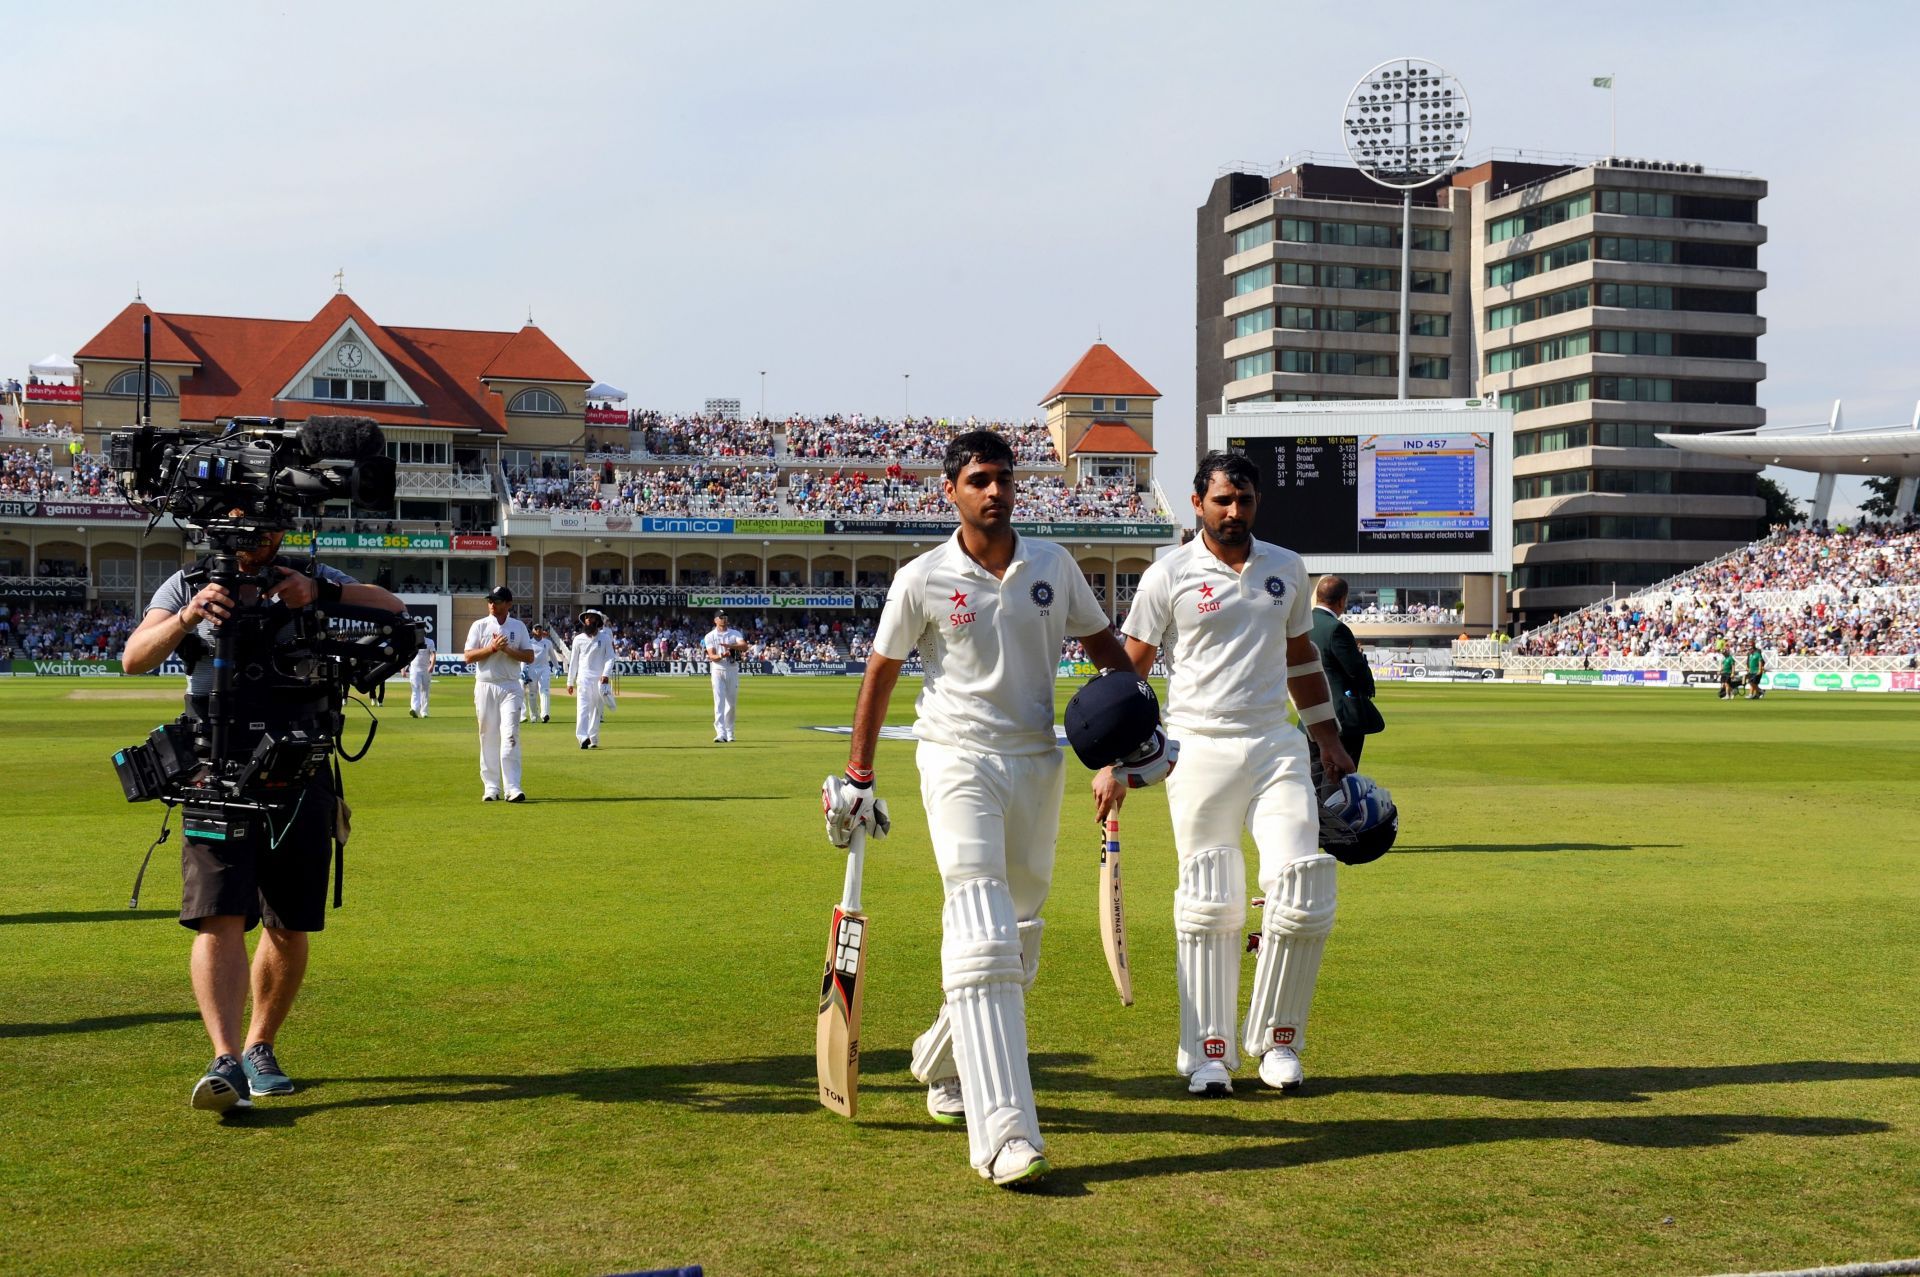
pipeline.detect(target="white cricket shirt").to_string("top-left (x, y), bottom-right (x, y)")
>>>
top-left (528, 636), bottom-right (558, 673)
top-left (873, 530), bottom-right (1108, 755)
top-left (465, 615), bottom-right (532, 685)
top-left (1121, 534), bottom-right (1313, 736)
top-left (703, 627), bottom-right (745, 663)
top-left (570, 630), bottom-right (614, 682)
top-left (408, 637), bottom-right (435, 677)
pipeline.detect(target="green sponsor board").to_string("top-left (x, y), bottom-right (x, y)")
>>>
top-left (283, 530), bottom-right (453, 553)
top-left (10, 659), bottom-right (120, 676)
top-left (731, 518), bottom-right (826, 535)
top-left (1814, 673), bottom-right (1843, 689)
top-left (1013, 521), bottom-right (1173, 539)
top-left (1850, 673), bottom-right (1883, 690)
top-left (1768, 672), bottom-right (1801, 690)
top-left (1546, 669), bottom-right (1603, 683)
top-left (1056, 659), bottom-right (1099, 678)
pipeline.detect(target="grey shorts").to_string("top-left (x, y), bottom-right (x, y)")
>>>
top-left (178, 787), bottom-right (335, 933)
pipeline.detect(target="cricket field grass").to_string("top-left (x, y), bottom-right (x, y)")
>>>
top-left (2, 677), bottom-right (1916, 1276)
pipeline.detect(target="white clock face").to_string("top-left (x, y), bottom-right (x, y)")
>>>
top-left (335, 342), bottom-right (363, 369)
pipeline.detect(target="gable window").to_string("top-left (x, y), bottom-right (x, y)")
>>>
top-left (510, 388), bottom-right (565, 415)
top-left (312, 377), bottom-right (387, 401)
top-left (105, 370), bottom-right (176, 398)
top-left (1090, 398), bottom-right (1105, 413)
top-left (1113, 398), bottom-right (1127, 412)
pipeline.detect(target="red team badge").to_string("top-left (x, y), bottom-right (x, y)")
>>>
top-left (1197, 581), bottom-right (1221, 615)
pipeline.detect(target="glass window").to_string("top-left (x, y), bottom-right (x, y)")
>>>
top-left (1232, 221), bottom-right (1276, 255)
top-left (1232, 352), bottom-right (1275, 381)
top-left (1278, 261), bottom-right (1314, 286)
top-left (1231, 264), bottom-right (1275, 295)
top-left (104, 370), bottom-right (176, 398)
top-left (1091, 398), bottom-right (1106, 412)
top-left (1410, 312), bottom-right (1449, 337)
top-left (510, 387), bottom-right (565, 414)
top-left (1113, 398), bottom-right (1127, 412)
top-left (1597, 283), bottom-right (1673, 310)
top-left (1278, 349), bottom-right (1314, 374)
top-left (1234, 308), bottom-right (1276, 339)
top-left (1411, 226), bottom-right (1451, 252)
top-left (1410, 270), bottom-right (1448, 293)
top-left (1410, 357), bottom-right (1449, 380)
top-left (1487, 191), bottom-right (1593, 243)
top-left (1278, 306), bottom-right (1315, 330)
top-left (1279, 218), bottom-right (1316, 243)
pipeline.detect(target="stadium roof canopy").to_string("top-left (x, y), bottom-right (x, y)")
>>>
top-left (1657, 415), bottom-right (1920, 478)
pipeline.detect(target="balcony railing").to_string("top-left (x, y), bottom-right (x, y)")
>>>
top-left (395, 469), bottom-right (496, 496)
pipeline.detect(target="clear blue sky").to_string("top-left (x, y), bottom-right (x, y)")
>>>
top-left (6, 1), bottom-right (1915, 515)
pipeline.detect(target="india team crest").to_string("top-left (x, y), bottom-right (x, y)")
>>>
top-left (1030, 580), bottom-right (1055, 609)
top-left (1264, 575), bottom-right (1287, 602)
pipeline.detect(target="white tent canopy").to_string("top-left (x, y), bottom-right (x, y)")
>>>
top-left (586, 381), bottom-right (628, 403)
top-left (29, 354), bottom-right (78, 379)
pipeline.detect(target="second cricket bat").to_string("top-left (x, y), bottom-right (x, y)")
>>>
top-left (816, 826), bottom-right (868, 1117)
top-left (1099, 817), bottom-right (1133, 1005)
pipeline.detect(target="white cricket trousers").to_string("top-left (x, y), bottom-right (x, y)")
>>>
top-left (710, 663), bottom-right (738, 739)
top-left (409, 672), bottom-right (431, 716)
top-left (1164, 726), bottom-right (1318, 891)
top-left (574, 679), bottom-right (605, 744)
top-left (523, 669), bottom-right (552, 721)
top-left (916, 740), bottom-right (1063, 1172)
top-left (474, 680), bottom-right (524, 796)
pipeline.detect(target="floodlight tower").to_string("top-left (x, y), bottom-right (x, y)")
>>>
top-left (1342, 57), bottom-right (1471, 400)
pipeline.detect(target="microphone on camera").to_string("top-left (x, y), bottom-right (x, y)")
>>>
top-left (298, 416), bottom-right (386, 461)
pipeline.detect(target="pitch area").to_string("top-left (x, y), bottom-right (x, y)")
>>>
top-left (2, 679), bottom-right (1915, 1275)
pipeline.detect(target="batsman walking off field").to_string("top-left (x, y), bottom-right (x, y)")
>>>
top-left (1095, 451), bottom-right (1354, 1097)
top-left (823, 429), bottom-right (1128, 1188)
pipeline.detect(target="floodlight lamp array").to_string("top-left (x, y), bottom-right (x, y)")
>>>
top-left (1342, 58), bottom-right (1471, 189)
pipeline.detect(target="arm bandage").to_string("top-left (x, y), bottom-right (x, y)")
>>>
top-left (1286, 658), bottom-right (1324, 678)
top-left (1297, 700), bottom-right (1336, 727)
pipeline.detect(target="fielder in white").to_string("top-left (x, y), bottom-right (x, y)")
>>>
top-left (407, 634), bottom-right (435, 717)
top-left (521, 623), bottom-right (561, 723)
top-left (567, 608), bottom-right (614, 749)
top-left (1095, 451), bottom-right (1355, 1096)
top-left (463, 586), bottom-right (534, 802)
top-left (703, 610), bottom-right (747, 743)
top-left (823, 430), bottom-right (1133, 1189)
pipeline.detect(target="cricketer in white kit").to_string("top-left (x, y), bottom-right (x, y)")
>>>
top-left (1095, 451), bottom-right (1355, 1096)
top-left (703, 611), bottom-right (747, 742)
top-left (823, 430), bottom-right (1133, 1189)
top-left (567, 609), bottom-right (614, 749)
top-left (522, 624), bottom-right (561, 723)
top-left (463, 586), bottom-right (535, 802)
top-left (407, 634), bottom-right (435, 717)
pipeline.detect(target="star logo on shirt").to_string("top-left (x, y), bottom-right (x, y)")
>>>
top-left (1199, 583), bottom-right (1215, 599)
top-left (949, 590), bottom-right (969, 608)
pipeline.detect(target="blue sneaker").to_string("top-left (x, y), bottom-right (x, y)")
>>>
top-left (242, 1042), bottom-right (295, 1096)
top-left (191, 1054), bottom-right (252, 1112)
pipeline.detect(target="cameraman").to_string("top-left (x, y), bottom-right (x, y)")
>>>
top-left (123, 525), bottom-right (405, 1113)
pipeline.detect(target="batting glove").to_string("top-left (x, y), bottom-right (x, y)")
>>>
top-left (1113, 729), bottom-right (1178, 789)
top-left (822, 772), bottom-right (891, 847)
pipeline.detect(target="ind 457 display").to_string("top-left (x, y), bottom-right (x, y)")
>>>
top-left (1227, 432), bottom-right (1494, 554)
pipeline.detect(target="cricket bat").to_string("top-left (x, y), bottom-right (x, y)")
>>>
top-left (1099, 817), bottom-right (1133, 1006)
top-left (816, 825), bottom-right (868, 1117)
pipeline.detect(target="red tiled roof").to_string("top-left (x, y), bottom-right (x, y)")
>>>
top-left (71, 295), bottom-right (593, 436)
top-left (1040, 342), bottom-right (1160, 404)
top-left (75, 303), bottom-right (202, 366)
top-left (1071, 422), bottom-right (1156, 455)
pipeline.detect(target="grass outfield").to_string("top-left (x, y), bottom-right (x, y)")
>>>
top-left (2, 676), bottom-right (1916, 1276)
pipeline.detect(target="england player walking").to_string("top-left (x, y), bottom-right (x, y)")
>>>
top-left (823, 429), bottom-right (1129, 1188)
top-left (407, 633), bottom-right (435, 717)
top-left (567, 608), bottom-right (614, 749)
top-left (1095, 452), bottom-right (1355, 1097)
top-left (463, 586), bottom-right (533, 802)
top-left (704, 610), bottom-right (747, 742)
top-left (522, 623), bottom-right (560, 723)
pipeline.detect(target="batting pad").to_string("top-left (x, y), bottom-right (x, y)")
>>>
top-left (942, 878), bottom-right (1043, 1173)
top-left (911, 918), bottom-right (1042, 1085)
top-left (1176, 846), bottom-right (1246, 1074)
top-left (1242, 852), bottom-right (1338, 1059)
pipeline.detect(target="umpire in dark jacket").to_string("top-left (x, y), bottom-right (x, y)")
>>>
top-left (1310, 576), bottom-right (1382, 765)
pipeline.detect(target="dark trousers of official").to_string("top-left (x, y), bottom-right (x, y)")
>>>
top-left (1340, 728), bottom-right (1366, 767)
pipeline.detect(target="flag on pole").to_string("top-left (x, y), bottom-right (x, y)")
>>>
top-left (1592, 76), bottom-right (1613, 88)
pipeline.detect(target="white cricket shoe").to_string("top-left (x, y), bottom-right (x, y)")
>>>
top-left (927, 1078), bottom-right (965, 1126)
top-left (987, 1137), bottom-right (1051, 1188)
top-left (1259, 1046), bottom-right (1304, 1092)
top-left (1187, 1060), bottom-right (1234, 1097)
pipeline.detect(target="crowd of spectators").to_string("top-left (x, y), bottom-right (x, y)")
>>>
top-left (1, 445), bottom-right (127, 503)
top-left (0, 604), bottom-right (136, 662)
top-left (608, 465), bottom-right (784, 516)
top-left (1, 419), bottom-right (77, 440)
top-left (630, 411), bottom-right (777, 459)
top-left (782, 415), bottom-right (1057, 467)
top-left (1017, 476), bottom-right (1148, 522)
top-left (1, 446), bottom-right (60, 498)
top-left (1512, 520), bottom-right (1920, 661)
top-left (1346, 602), bottom-right (1461, 625)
